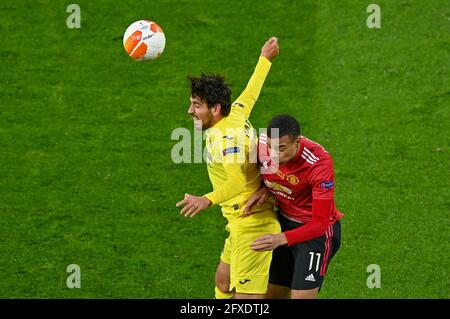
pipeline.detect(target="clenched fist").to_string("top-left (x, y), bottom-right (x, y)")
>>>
top-left (261, 37), bottom-right (279, 61)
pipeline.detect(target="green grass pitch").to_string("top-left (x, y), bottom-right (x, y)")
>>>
top-left (0, 0), bottom-right (449, 298)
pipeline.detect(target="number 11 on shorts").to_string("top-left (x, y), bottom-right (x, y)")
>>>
top-left (309, 252), bottom-right (321, 272)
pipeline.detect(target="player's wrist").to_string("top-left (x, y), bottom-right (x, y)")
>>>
top-left (202, 196), bottom-right (213, 207)
top-left (260, 54), bottom-right (272, 63)
top-left (283, 231), bottom-right (295, 246)
top-left (278, 233), bottom-right (288, 246)
top-left (257, 186), bottom-right (267, 195)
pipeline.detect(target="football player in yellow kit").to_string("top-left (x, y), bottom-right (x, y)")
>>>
top-left (176, 37), bottom-right (280, 299)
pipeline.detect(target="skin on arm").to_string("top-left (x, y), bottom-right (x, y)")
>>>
top-left (234, 37), bottom-right (280, 118)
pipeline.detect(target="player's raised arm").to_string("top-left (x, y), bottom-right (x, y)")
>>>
top-left (233, 37), bottom-right (279, 118)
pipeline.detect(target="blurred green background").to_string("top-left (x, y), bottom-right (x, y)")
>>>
top-left (0, 0), bottom-right (449, 298)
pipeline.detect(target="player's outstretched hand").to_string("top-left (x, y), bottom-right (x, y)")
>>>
top-left (251, 233), bottom-right (288, 252)
top-left (176, 193), bottom-right (212, 218)
top-left (243, 187), bottom-right (269, 215)
top-left (261, 37), bottom-right (279, 61)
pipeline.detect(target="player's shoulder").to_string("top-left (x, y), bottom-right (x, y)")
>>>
top-left (219, 105), bottom-right (248, 132)
top-left (208, 116), bottom-right (246, 148)
top-left (300, 137), bottom-right (334, 183)
top-left (229, 100), bottom-right (248, 118)
top-left (301, 136), bottom-right (333, 165)
top-left (231, 100), bottom-right (246, 110)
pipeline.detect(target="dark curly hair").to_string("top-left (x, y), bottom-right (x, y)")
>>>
top-left (188, 74), bottom-right (232, 116)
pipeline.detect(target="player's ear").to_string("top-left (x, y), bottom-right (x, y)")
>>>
top-left (212, 103), bottom-right (222, 116)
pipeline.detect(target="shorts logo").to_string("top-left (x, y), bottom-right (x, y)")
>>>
top-left (305, 274), bottom-right (316, 282)
top-left (320, 181), bottom-right (334, 190)
top-left (223, 146), bottom-right (240, 156)
top-left (286, 174), bottom-right (300, 185)
top-left (239, 279), bottom-right (251, 285)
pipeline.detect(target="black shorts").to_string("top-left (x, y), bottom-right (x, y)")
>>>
top-left (269, 212), bottom-right (342, 290)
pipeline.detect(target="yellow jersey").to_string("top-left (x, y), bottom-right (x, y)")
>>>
top-left (204, 56), bottom-right (273, 221)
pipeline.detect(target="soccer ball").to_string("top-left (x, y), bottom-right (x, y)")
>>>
top-left (123, 20), bottom-right (166, 61)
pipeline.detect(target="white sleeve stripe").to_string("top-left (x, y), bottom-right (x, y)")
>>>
top-left (301, 150), bottom-right (319, 164)
top-left (303, 147), bottom-right (319, 161)
top-left (301, 154), bottom-right (316, 164)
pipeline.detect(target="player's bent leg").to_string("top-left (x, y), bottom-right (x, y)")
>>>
top-left (266, 240), bottom-right (294, 299)
top-left (289, 222), bottom-right (342, 299)
top-left (215, 286), bottom-right (233, 299)
top-left (229, 210), bottom-right (281, 297)
top-left (265, 284), bottom-right (291, 299)
top-left (291, 287), bottom-right (320, 299)
top-left (215, 260), bottom-right (233, 299)
top-left (215, 233), bottom-right (233, 299)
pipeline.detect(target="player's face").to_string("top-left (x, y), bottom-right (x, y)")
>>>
top-left (268, 135), bottom-right (300, 165)
top-left (188, 96), bottom-right (214, 130)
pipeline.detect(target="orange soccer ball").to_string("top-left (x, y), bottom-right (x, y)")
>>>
top-left (123, 20), bottom-right (166, 61)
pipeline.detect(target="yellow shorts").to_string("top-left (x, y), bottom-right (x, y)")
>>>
top-left (220, 209), bottom-right (281, 294)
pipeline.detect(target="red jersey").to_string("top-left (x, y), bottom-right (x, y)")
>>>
top-left (260, 135), bottom-right (343, 225)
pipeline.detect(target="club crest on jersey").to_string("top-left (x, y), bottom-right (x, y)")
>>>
top-left (286, 174), bottom-right (300, 185)
top-left (320, 181), bottom-right (334, 190)
top-left (223, 146), bottom-right (240, 156)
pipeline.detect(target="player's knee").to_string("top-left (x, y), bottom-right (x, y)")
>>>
top-left (215, 263), bottom-right (230, 293)
top-left (215, 277), bottom-right (230, 294)
top-left (265, 284), bottom-right (290, 299)
top-left (215, 286), bottom-right (233, 299)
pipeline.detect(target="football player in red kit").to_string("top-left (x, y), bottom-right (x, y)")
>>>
top-left (244, 114), bottom-right (343, 299)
